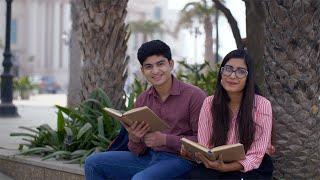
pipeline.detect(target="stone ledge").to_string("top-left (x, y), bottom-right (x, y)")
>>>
top-left (0, 149), bottom-right (84, 180)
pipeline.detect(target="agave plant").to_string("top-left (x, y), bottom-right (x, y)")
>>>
top-left (10, 88), bottom-right (120, 164)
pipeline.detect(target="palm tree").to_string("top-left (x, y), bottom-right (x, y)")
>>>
top-left (67, 0), bottom-right (82, 108)
top-left (78, 0), bottom-right (130, 109)
top-left (243, 0), bottom-right (265, 86)
top-left (261, 0), bottom-right (320, 178)
top-left (176, 0), bottom-right (216, 67)
top-left (212, 0), bottom-right (244, 49)
top-left (129, 20), bottom-right (163, 43)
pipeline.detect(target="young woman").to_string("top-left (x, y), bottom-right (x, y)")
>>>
top-left (184, 49), bottom-right (274, 179)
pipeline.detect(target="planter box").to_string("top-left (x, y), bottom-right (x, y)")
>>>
top-left (0, 149), bottom-right (84, 180)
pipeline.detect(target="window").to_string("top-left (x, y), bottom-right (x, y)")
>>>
top-left (154, 7), bottom-right (161, 20)
top-left (11, 19), bottom-right (17, 44)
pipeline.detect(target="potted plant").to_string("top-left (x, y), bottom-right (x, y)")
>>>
top-left (14, 76), bottom-right (34, 99)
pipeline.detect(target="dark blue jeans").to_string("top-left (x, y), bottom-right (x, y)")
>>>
top-left (84, 150), bottom-right (194, 180)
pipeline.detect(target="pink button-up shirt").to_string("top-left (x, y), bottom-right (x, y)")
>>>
top-left (128, 76), bottom-right (206, 155)
top-left (198, 95), bottom-right (273, 172)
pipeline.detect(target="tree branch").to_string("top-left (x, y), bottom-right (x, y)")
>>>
top-left (212, 0), bottom-right (245, 49)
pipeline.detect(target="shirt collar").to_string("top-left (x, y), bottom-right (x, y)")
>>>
top-left (147, 75), bottom-right (181, 97)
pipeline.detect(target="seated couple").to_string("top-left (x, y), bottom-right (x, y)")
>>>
top-left (85, 40), bottom-right (274, 180)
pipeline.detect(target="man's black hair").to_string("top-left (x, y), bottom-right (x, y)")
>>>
top-left (137, 40), bottom-right (172, 65)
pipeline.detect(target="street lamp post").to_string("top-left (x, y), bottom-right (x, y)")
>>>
top-left (0, 0), bottom-right (18, 117)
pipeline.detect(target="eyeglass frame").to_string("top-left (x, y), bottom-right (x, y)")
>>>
top-left (220, 65), bottom-right (248, 79)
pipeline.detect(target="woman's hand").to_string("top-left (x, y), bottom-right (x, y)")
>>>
top-left (195, 153), bottom-right (229, 172)
top-left (180, 145), bottom-right (193, 161)
top-left (180, 145), bottom-right (201, 163)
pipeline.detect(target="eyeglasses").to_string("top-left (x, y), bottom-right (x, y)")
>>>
top-left (221, 65), bottom-right (248, 79)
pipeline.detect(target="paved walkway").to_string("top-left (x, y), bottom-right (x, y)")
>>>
top-left (0, 172), bottom-right (12, 180)
top-left (0, 94), bottom-right (67, 150)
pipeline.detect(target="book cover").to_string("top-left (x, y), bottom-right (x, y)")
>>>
top-left (104, 106), bottom-right (170, 132)
top-left (181, 138), bottom-right (245, 162)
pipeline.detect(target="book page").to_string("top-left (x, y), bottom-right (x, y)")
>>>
top-left (123, 106), bottom-right (170, 132)
top-left (104, 107), bottom-right (123, 117)
top-left (124, 106), bottom-right (148, 115)
top-left (103, 107), bottom-right (132, 126)
top-left (180, 138), bottom-right (217, 161)
top-left (181, 138), bottom-right (209, 152)
top-left (210, 143), bottom-right (245, 162)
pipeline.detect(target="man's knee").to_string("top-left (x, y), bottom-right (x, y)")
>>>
top-left (132, 171), bottom-right (154, 180)
top-left (84, 153), bottom-right (98, 171)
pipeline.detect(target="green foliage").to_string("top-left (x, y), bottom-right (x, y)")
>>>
top-left (126, 78), bottom-right (148, 111)
top-left (12, 76), bottom-right (37, 99)
top-left (129, 20), bottom-right (164, 35)
top-left (13, 76), bottom-right (35, 91)
top-left (10, 88), bottom-right (120, 164)
top-left (176, 60), bottom-right (219, 95)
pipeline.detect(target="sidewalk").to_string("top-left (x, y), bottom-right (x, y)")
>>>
top-left (0, 94), bottom-right (67, 150)
top-left (0, 94), bottom-right (86, 179)
top-left (0, 172), bottom-right (12, 180)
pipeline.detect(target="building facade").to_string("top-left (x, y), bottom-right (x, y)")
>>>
top-left (125, 0), bottom-right (187, 91)
top-left (0, 0), bottom-right (71, 92)
top-left (0, 0), bottom-right (186, 93)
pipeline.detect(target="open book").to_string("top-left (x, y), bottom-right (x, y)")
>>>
top-left (104, 106), bottom-right (170, 132)
top-left (181, 138), bottom-right (245, 162)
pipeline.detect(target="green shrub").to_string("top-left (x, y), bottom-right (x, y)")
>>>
top-left (10, 88), bottom-right (120, 164)
top-left (176, 60), bottom-right (219, 95)
top-left (13, 76), bottom-right (35, 92)
top-left (126, 78), bottom-right (148, 110)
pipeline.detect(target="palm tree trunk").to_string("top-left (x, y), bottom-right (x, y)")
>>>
top-left (203, 15), bottom-right (215, 68)
top-left (215, 8), bottom-right (219, 64)
top-left (143, 33), bottom-right (147, 43)
top-left (78, 0), bottom-right (129, 109)
top-left (213, 0), bottom-right (244, 49)
top-left (245, 0), bottom-right (265, 89)
top-left (68, 0), bottom-right (81, 108)
top-left (263, 0), bottom-right (320, 178)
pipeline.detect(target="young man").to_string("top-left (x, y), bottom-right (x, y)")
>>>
top-left (85, 40), bottom-right (206, 180)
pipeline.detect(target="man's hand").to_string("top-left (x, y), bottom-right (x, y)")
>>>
top-left (124, 121), bottom-right (150, 143)
top-left (144, 131), bottom-right (166, 147)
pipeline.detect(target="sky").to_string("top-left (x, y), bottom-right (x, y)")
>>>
top-left (168, 0), bottom-right (246, 64)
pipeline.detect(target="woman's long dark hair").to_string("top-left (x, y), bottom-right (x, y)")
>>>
top-left (211, 49), bottom-right (256, 152)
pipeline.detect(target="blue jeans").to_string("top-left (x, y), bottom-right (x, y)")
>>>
top-left (85, 150), bottom-right (194, 180)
